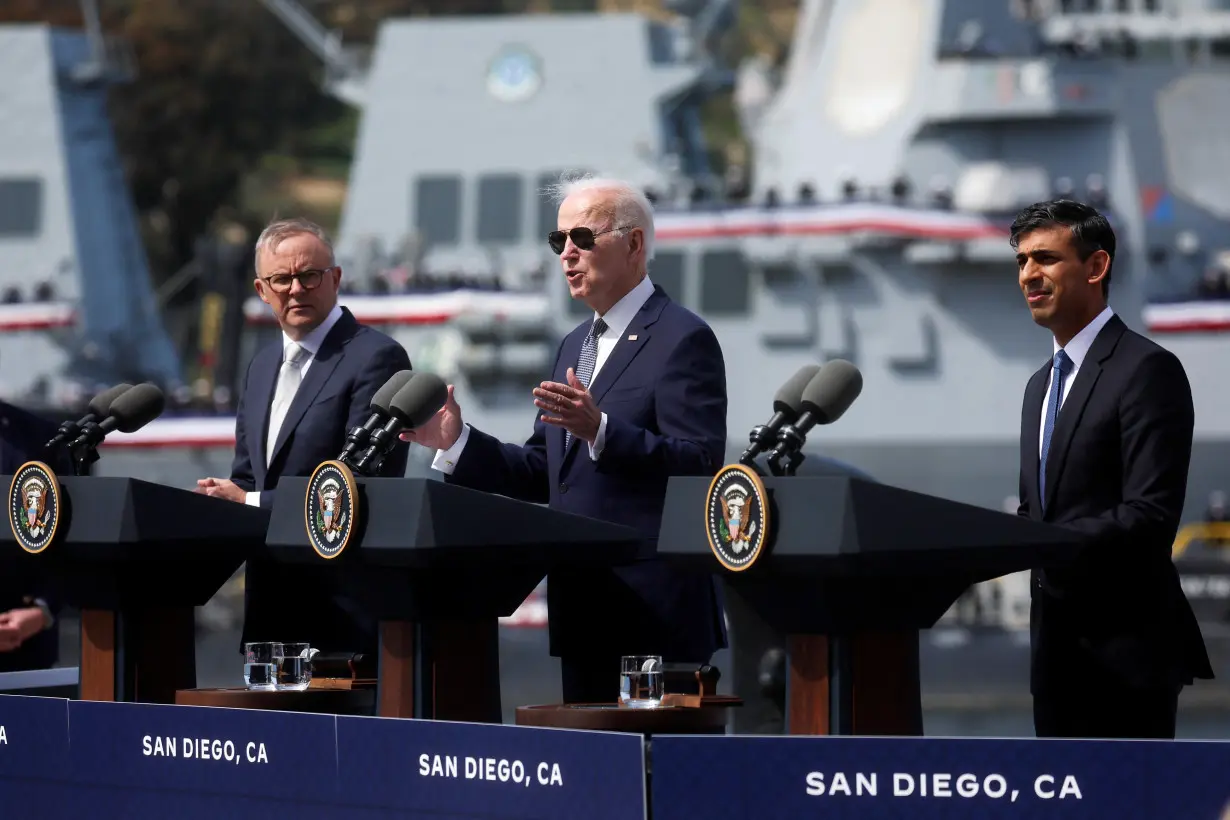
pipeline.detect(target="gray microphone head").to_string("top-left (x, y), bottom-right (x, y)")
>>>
top-left (107, 382), bottom-right (166, 433)
top-left (371, 370), bottom-right (414, 414)
top-left (799, 359), bottom-right (863, 425)
top-left (772, 365), bottom-right (822, 417)
top-left (88, 383), bottom-right (134, 419)
top-left (388, 372), bottom-right (448, 429)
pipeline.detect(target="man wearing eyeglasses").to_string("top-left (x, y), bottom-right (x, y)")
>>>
top-left (401, 175), bottom-right (728, 703)
top-left (196, 217), bottom-right (411, 654)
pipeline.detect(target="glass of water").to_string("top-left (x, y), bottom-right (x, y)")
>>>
top-left (276, 642), bottom-right (313, 690)
top-left (619, 655), bottom-right (663, 708)
top-left (244, 642), bottom-right (280, 689)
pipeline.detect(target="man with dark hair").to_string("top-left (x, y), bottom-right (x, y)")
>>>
top-left (1010, 199), bottom-right (1212, 739)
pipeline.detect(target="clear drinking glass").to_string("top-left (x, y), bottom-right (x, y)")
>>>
top-left (244, 642), bottom-right (280, 689)
top-left (276, 642), bottom-right (313, 690)
top-left (619, 655), bottom-right (663, 708)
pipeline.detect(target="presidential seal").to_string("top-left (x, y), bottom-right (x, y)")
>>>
top-left (8, 461), bottom-right (61, 554)
top-left (704, 464), bottom-right (770, 572)
top-left (305, 460), bottom-right (358, 560)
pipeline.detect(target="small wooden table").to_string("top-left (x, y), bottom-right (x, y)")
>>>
top-left (515, 703), bottom-right (730, 735)
top-left (175, 687), bottom-right (375, 716)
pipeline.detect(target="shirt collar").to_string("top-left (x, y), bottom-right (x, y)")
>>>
top-left (284, 303), bottom-right (344, 358)
top-left (1055, 305), bottom-right (1114, 369)
top-left (594, 276), bottom-right (654, 338)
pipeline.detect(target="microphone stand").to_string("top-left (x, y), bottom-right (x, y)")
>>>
top-left (65, 424), bottom-right (103, 477)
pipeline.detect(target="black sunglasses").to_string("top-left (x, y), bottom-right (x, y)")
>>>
top-left (547, 226), bottom-right (631, 255)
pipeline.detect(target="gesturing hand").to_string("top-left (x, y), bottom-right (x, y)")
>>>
top-left (533, 368), bottom-right (601, 443)
top-left (399, 384), bottom-right (464, 450)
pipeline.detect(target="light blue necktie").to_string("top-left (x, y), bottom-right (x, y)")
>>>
top-left (564, 317), bottom-right (607, 450)
top-left (1038, 349), bottom-right (1072, 511)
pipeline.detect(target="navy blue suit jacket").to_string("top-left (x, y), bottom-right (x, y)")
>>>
top-left (0, 400), bottom-right (71, 672)
top-left (231, 307), bottom-right (411, 652)
top-left (449, 285), bottom-right (729, 660)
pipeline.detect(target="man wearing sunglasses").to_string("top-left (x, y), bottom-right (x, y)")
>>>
top-left (402, 175), bottom-right (728, 703)
top-left (196, 217), bottom-right (411, 656)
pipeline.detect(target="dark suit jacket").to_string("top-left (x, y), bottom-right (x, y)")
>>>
top-left (231, 307), bottom-right (411, 652)
top-left (0, 400), bottom-right (71, 672)
top-left (1018, 314), bottom-right (1213, 693)
top-left (449, 285), bottom-right (729, 661)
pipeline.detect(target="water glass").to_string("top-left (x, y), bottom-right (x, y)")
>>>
top-left (276, 642), bottom-right (313, 690)
top-left (244, 642), bottom-right (280, 689)
top-left (619, 655), bottom-right (663, 708)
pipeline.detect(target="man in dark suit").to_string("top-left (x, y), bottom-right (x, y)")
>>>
top-left (197, 217), bottom-right (411, 653)
top-left (402, 175), bottom-right (728, 703)
top-left (0, 400), bottom-right (70, 672)
top-left (1011, 199), bottom-right (1213, 739)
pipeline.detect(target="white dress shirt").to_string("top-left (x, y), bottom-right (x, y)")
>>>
top-left (246, 303), bottom-right (345, 506)
top-left (433, 276), bottom-right (656, 474)
top-left (1038, 305), bottom-right (1114, 457)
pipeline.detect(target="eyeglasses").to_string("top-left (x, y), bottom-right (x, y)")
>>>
top-left (547, 226), bottom-right (631, 255)
top-left (260, 267), bottom-right (334, 293)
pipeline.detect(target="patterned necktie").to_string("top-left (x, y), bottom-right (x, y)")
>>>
top-left (267, 342), bottom-right (308, 465)
top-left (564, 317), bottom-right (608, 450)
top-left (1038, 348), bottom-right (1072, 511)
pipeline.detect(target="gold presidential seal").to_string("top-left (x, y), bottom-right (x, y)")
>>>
top-left (704, 464), bottom-right (770, 572)
top-left (305, 460), bottom-right (358, 559)
top-left (8, 461), bottom-right (62, 554)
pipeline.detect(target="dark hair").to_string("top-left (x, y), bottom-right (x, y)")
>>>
top-left (1009, 199), bottom-right (1115, 296)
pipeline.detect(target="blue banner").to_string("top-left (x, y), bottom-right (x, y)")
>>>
top-left (0, 695), bottom-right (71, 816)
top-left (63, 699), bottom-right (341, 820)
top-left (0, 695), bottom-right (647, 819)
top-left (651, 735), bottom-right (1230, 819)
top-left (337, 714), bottom-right (646, 820)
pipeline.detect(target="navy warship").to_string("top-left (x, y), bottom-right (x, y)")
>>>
top-left (2, 0), bottom-right (1229, 725)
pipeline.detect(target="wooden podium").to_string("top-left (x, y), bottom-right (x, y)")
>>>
top-left (656, 474), bottom-right (1082, 735)
top-left (0, 476), bottom-right (268, 704)
top-left (266, 476), bottom-right (641, 722)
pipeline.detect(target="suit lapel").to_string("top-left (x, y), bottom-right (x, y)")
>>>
top-left (267, 311), bottom-right (356, 469)
top-left (561, 286), bottom-right (668, 466)
top-left (1022, 364), bottom-right (1047, 517)
top-left (249, 345), bottom-right (281, 478)
top-left (555, 327), bottom-right (585, 463)
top-left (1041, 315), bottom-right (1126, 515)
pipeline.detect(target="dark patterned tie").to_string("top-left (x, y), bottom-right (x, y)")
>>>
top-left (1039, 349), bottom-right (1072, 512)
top-left (564, 316), bottom-right (608, 450)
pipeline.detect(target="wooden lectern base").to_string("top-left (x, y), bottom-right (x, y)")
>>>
top-left (377, 618), bottom-right (502, 722)
top-left (80, 607), bottom-right (196, 704)
top-left (787, 631), bottom-right (923, 736)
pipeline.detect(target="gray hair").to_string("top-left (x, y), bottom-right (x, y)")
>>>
top-left (253, 217), bottom-right (335, 273)
top-left (542, 172), bottom-right (656, 262)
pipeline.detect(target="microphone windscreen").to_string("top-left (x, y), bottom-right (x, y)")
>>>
top-left (800, 359), bottom-right (863, 424)
top-left (772, 364), bottom-right (822, 415)
top-left (108, 382), bottom-right (166, 432)
top-left (371, 370), bottom-right (414, 413)
top-left (88, 383), bottom-right (134, 419)
top-left (388, 372), bottom-right (448, 429)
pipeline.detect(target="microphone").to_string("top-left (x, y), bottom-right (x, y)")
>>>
top-left (353, 372), bottom-right (449, 474)
top-left (766, 359), bottom-right (863, 474)
top-left (68, 382), bottom-right (167, 452)
top-left (46, 383), bottom-right (134, 450)
top-left (738, 364), bottom-right (821, 467)
top-left (337, 369), bottom-right (414, 466)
